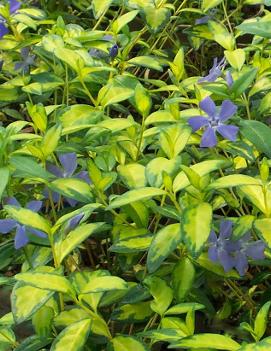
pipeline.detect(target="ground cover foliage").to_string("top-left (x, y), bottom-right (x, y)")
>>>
top-left (2, 0), bottom-right (271, 350)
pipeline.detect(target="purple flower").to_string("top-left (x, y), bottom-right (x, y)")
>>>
top-left (188, 96), bottom-right (239, 147)
top-left (109, 44), bottom-right (118, 58)
top-left (0, 197), bottom-right (46, 249)
top-left (0, 0), bottom-right (21, 38)
top-left (198, 58), bottom-right (226, 83)
top-left (64, 213), bottom-right (84, 235)
top-left (208, 220), bottom-right (266, 276)
top-left (46, 153), bottom-right (90, 207)
top-left (225, 71), bottom-right (234, 87)
top-left (195, 9), bottom-right (217, 25)
top-left (15, 47), bottom-right (35, 73)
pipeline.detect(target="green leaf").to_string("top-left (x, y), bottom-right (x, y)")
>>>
top-left (0, 168), bottom-right (9, 200)
top-left (147, 223), bottom-right (181, 273)
top-left (92, 0), bottom-right (112, 18)
top-left (240, 119), bottom-right (271, 158)
top-left (15, 271), bottom-right (73, 294)
top-left (0, 327), bottom-right (15, 348)
top-left (208, 20), bottom-right (235, 50)
top-left (173, 159), bottom-right (230, 192)
top-left (41, 124), bottom-right (62, 159)
top-left (111, 301), bottom-right (153, 322)
top-left (98, 84), bottom-right (134, 107)
top-left (13, 335), bottom-right (52, 351)
top-left (181, 202), bottom-right (212, 257)
top-left (172, 258), bottom-right (195, 302)
top-left (202, 0), bottom-right (223, 11)
top-left (49, 178), bottom-right (93, 204)
top-left (208, 175), bottom-right (262, 190)
top-left (50, 319), bottom-right (91, 351)
top-left (32, 306), bottom-right (54, 338)
top-left (11, 282), bottom-right (53, 323)
top-left (143, 6), bottom-right (171, 33)
top-left (128, 56), bottom-right (163, 72)
top-left (54, 47), bottom-right (84, 72)
top-left (169, 333), bottom-right (240, 350)
top-left (112, 10), bottom-right (139, 33)
top-left (58, 223), bottom-right (105, 263)
top-left (237, 18), bottom-right (271, 38)
top-left (254, 301), bottom-right (271, 341)
top-left (4, 205), bottom-right (51, 234)
top-left (134, 84), bottom-right (152, 117)
top-left (254, 218), bottom-right (271, 247)
top-left (108, 187), bottom-right (166, 209)
top-left (10, 156), bottom-right (53, 180)
top-left (81, 276), bottom-right (128, 293)
top-left (160, 125), bottom-right (191, 159)
top-left (145, 110), bottom-right (176, 125)
top-left (110, 336), bottom-right (147, 351)
top-left (59, 104), bottom-right (103, 129)
top-left (54, 308), bottom-right (89, 327)
top-left (144, 276), bottom-right (173, 316)
top-left (231, 68), bottom-right (257, 97)
top-left (239, 185), bottom-right (270, 215)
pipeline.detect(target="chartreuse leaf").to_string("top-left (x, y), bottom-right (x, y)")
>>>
top-left (11, 282), bottom-right (54, 323)
top-left (254, 301), bottom-right (271, 341)
top-left (10, 155), bottom-right (53, 180)
top-left (240, 119), bottom-right (271, 158)
top-left (147, 223), bottom-right (181, 273)
top-left (202, 0), bottom-right (223, 11)
top-left (169, 333), bottom-right (240, 350)
top-left (172, 258), bottom-right (195, 302)
top-left (111, 301), bottom-right (153, 322)
top-left (208, 20), bottom-right (235, 50)
top-left (160, 125), bottom-right (191, 159)
top-left (40, 124), bottom-right (62, 158)
top-left (0, 167), bottom-right (9, 200)
top-left (144, 276), bottom-right (173, 316)
top-left (110, 234), bottom-right (152, 253)
top-left (92, 0), bottom-right (112, 19)
top-left (112, 10), bottom-right (138, 33)
top-left (141, 328), bottom-right (184, 343)
top-left (4, 205), bottom-right (51, 234)
top-left (15, 271), bottom-right (74, 294)
top-left (254, 218), bottom-right (271, 247)
top-left (58, 222), bottom-right (105, 263)
top-left (237, 18), bottom-right (271, 38)
top-left (109, 336), bottom-right (147, 351)
top-left (81, 276), bottom-right (128, 293)
top-left (143, 5), bottom-right (171, 33)
top-left (134, 83), bottom-right (152, 117)
top-left (0, 327), bottom-right (15, 348)
top-left (231, 68), bottom-right (257, 97)
top-left (165, 303), bottom-right (205, 315)
top-left (146, 157), bottom-right (181, 188)
top-left (225, 49), bottom-right (246, 71)
top-left (32, 306), bottom-right (54, 338)
top-left (173, 159), bottom-right (230, 192)
top-left (98, 82), bottom-right (134, 107)
top-left (50, 319), bottom-right (91, 351)
top-left (108, 187), bottom-right (166, 209)
top-left (238, 336), bottom-right (271, 350)
top-left (117, 163), bottom-right (146, 189)
top-left (54, 47), bottom-right (84, 72)
top-left (12, 335), bottom-right (52, 351)
top-left (181, 202), bottom-right (212, 257)
top-left (128, 56), bottom-right (163, 72)
top-left (49, 178), bottom-right (93, 204)
top-left (207, 175), bottom-right (262, 190)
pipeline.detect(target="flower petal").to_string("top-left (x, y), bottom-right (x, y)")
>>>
top-left (217, 124), bottom-right (239, 141)
top-left (208, 246), bottom-right (218, 262)
top-left (47, 163), bottom-right (63, 178)
top-left (14, 225), bottom-right (28, 249)
top-left (67, 214), bottom-right (84, 232)
top-left (246, 241), bottom-right (266, 260)
top-left (58, 153), bottom-right (77, 177)
top-left (188, 116), bottom-right (208, 132)
top-left (200, 127), bottom-right (217, 148)
top-left (208, 230), bottom-right (217, 244)
top-left (199, 96), bottom-right (216, 118)
top-left (9, 0), bottom-right (21, 13)
top-left (29, 228), bottom-right (47, 238)
top-left (225, 71), bottom-right (234, 87)
top-left (76, 171), bottom-right (91, 184)
top-left (66, 197), bottom-right (77, 207)
top-left (0, 219), bottom-right (17, 234)
top-left (5, 197), bottom-right (20, 207)
top-left (218, 249), bottom-right (234, 272)
top-left (0, 22), bottom-right (8, 38)
top-left (234, 252), bottom-right (248, 276)
top-left (219, 220), bottom-right (233, 239)
top-left (27, 200), bottom-right (42, 212)
top-left (218, 100), bottom-right (237, 121)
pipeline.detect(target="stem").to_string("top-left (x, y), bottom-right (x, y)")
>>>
top-left (79, 77), bottom-right (97, 106)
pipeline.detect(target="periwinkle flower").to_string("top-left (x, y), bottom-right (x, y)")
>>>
top-left (109, 44), bottom-right (118, 58)
top-left (0, 197), bottom-right (46, 249)
top-left (188, 96), bottom-right (239, 148)
top-left (198, 58), bottom-right (226, 83)
top-left (208, 220), bottom-right (266, 276)
top-left (15, 47), bottom-right (35, 74)
top-left (195, 9), bottom-right (217, 25)
top-left (0, 0), bottom-right (21, 38)
top-left (225, 71), bottom-right (234, 87)
top-left (64, 213), bottom-right (84, 235)
top-left (46, 153), bottom-right (90, 207)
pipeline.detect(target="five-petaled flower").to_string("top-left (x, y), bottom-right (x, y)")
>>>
top-left (198, 57), bottom-right (226, 83)
top-left (0, 197), bottom-right (46, 249)
top-left (0, 0), bottom-right (21, 38)
top-left (188, 96), bottom-right (239, 148)
top-left (46, 152), bottom-right (90, 207)
top-left (208, 220), bottom-right (266, 276)
top-left (15, 47), bottom-right (35, 73)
